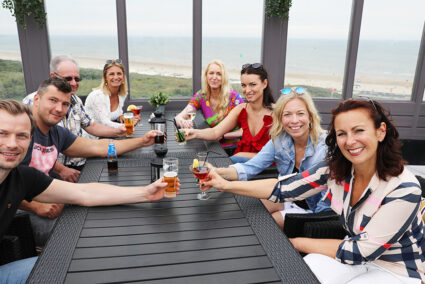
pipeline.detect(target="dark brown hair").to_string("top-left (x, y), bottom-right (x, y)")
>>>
top-left (241, 64), bottom-right (275, 109)
top-left (37, 76), bottom-right (72, 96)
top-left (325, 99), bottom-right (404, 182)
top-left (0, 99), bottom-right (36, 135)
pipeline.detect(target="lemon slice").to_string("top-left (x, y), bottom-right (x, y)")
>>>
top-left (127, 104), bottom-right (137, 111)
top-left (192, 159), bottom-right (199, 168)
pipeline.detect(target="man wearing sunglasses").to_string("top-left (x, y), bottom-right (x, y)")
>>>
top-left (19, 77), bottom-right (162, 248)
top-left (23, 55), bottom-right (127, 183)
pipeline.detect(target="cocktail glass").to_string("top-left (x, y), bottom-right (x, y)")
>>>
top-left (131, 105), bottom-right (143, 127)
top-left (189, 165), bottom-right (211, 200)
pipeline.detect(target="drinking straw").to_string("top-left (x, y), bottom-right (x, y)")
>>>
top-left (171, 118), bottom-right (184, 142)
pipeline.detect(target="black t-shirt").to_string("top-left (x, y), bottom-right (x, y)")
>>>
top-left (21, 125), bottom-right (77, 176)
top-left (0, 166), bottom-right (53, 239)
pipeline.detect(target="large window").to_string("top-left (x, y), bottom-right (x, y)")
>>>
top-left (126, 0), bottom-right (192, 99)
top-left (354, 0), bottom-right (425, 101)
top-left (202, 0), bottom-right (263, 95)
top-left (285, 0), bottom-right (351, 99)
top-left (0, 9), bottom-right (26, 100)
top-left (45, 0), bottom-right (118, 96)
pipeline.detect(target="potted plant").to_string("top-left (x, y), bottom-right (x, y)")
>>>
top-left (149, 92), bottom-right (170, 114)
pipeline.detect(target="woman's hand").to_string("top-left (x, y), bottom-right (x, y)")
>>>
top-left (182, 128), bottom-right (197, 141)
top-left (202, 169), bottom-right (230, 192)
top-left (133, 115), bottom-right (141, 126)
top-left (175, 116), bottom-right (193, 129)
top-left (119, 115), bottom-right (125, 123)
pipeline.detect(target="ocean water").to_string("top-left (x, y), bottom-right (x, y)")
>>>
top-left (0, 35), bottom-right (420, 80)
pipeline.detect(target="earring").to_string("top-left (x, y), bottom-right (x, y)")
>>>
top-left (309, 123), bottom-right (312, 129)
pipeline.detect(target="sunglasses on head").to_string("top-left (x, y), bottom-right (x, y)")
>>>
top-left (242, 63), bottom-right (263, 69)
top-left (280, 87), bottom-right (306, 95)
top-left (354, 96), bottom-right (378, 113)
top-left (106, 59), bottom-right (122, 64)
top-left (54, 72), bottom-right (81, 82)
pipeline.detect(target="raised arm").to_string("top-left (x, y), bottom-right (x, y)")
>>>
top-left (175, 104), bottom-right (196, 128)
top-left (203, 169), bottom-right (278, 199)
top-left (33, 177), bottom-right (180, 206)
top-left (184, 103), bottom-right (244, 141)
top-left (84, 121), bottom-right (127, 138)
top-left (62, 130), bottom-right (160, 158)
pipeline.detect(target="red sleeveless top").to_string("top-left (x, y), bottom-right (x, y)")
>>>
top-left (234, 107), bottom-right (273, 154)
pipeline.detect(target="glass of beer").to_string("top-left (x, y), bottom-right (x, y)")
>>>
top-left (163, 157), bottom-right (178, 198)
top-left (124, 112), bottom-right (134, 137)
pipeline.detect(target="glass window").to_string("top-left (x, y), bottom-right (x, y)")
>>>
top-left (354, 0), bottom-right (425, 101)
top-left (0, 9), bottom-right (26, 100)
top-left (203, 0), bottom-right (263, 95)
top-left (285, 0), bottom-right (351, 98)
top-left (126, 0), bottom-right (192, 99)
top-left (45, 0), bottom-right (118, 96)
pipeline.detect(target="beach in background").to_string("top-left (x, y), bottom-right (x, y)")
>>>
top-left (0, 36), bottom-right (419, 98)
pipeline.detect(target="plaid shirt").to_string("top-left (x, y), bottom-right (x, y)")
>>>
top-left (270, 161), bottom-right (425, 281)
top-left (23, 93), bottom-right (92, 167)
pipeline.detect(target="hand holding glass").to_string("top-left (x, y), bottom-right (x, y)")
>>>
top-left (163, 157), bottom-right (178, 198)
top-left (123, 112), bottom-right (134, 137)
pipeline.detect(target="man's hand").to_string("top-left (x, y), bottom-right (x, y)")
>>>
top-left (145, 177), bottom-right (181, 201)
top-left (140, 130), bottom-right (162, 146)
top-left (202, 169), bottom-right (229, 192)
top-left (114, 125), bottom-right (127, 137)
top-left (58, 166), bottom-right (80, 183)
top-left (34, 203), bottom-right (64, 219)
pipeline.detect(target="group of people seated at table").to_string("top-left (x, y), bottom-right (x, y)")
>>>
top-left (0, 54), bottom-right (424, 283)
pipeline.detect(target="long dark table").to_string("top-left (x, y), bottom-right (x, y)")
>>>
top-left (28, 111), bottom-right (319, 283)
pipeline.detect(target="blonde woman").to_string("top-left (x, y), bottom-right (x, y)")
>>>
top-left (175, 60), bottom-right (243, 155)
top-left (85, 59), bottom-right (139, 133)
top-left (183, 63), bottom-right (275, 163)
top-left (213, 88), bottom-right (331, 228)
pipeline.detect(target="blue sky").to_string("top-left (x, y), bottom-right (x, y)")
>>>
top-left (0, 0), bottom-right (424, 40)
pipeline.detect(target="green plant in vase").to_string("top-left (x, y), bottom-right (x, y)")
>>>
top-left (149, 92), bottom-right (170, 113)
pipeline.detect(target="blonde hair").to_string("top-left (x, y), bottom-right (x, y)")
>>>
top-left (269, 90), bottom-right (323, 144)
top-left (202, 60), bottom-right (231, 121)
top-left (97, 61), bottom-right (128, 96)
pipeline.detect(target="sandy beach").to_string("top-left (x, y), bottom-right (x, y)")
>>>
top-left (1, 51), bottom-right (413, 97)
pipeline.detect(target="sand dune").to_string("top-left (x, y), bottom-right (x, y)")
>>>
top-left (1, 50), bottom-right (413, 96)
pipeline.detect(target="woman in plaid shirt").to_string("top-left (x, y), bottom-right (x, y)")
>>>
top-left (205, 99), bottom-right (424, 283)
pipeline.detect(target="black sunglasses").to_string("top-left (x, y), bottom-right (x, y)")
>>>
top-left (106, 59), bottom-right (122, 64)
top-left (54, 72), bottom-right (81, 82)
top-left (242, 63), bottom-right (263, 69)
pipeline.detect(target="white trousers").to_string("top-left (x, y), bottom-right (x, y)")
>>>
top-left (280, 201), bottom-right (312, 219)
top-left (304, 253), bottom-right (420, 284)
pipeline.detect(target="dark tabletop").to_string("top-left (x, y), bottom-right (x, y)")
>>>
top-left (28, 110), bottom-right (318, 284)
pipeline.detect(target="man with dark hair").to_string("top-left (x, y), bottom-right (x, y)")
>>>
top-left (20, 77), bottom-right (161, 246)
top-left (0, 99), bottom-right (174, 283)
top-left (23, 55), bottom-right (127, 182)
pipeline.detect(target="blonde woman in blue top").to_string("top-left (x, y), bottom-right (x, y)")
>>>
top-left (214, 88), bottom-right (330, 228)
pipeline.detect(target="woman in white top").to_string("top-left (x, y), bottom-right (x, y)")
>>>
top-left (85, 59), bottom-right (139, 134)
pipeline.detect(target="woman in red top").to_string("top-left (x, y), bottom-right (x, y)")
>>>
top-left (184, 63), bottom-right (275, 163)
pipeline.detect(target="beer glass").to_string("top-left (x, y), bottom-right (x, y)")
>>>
top-left (163, 157), bottom-right (178, 198)
top-left (124, 112), bottom-right (134, 137)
